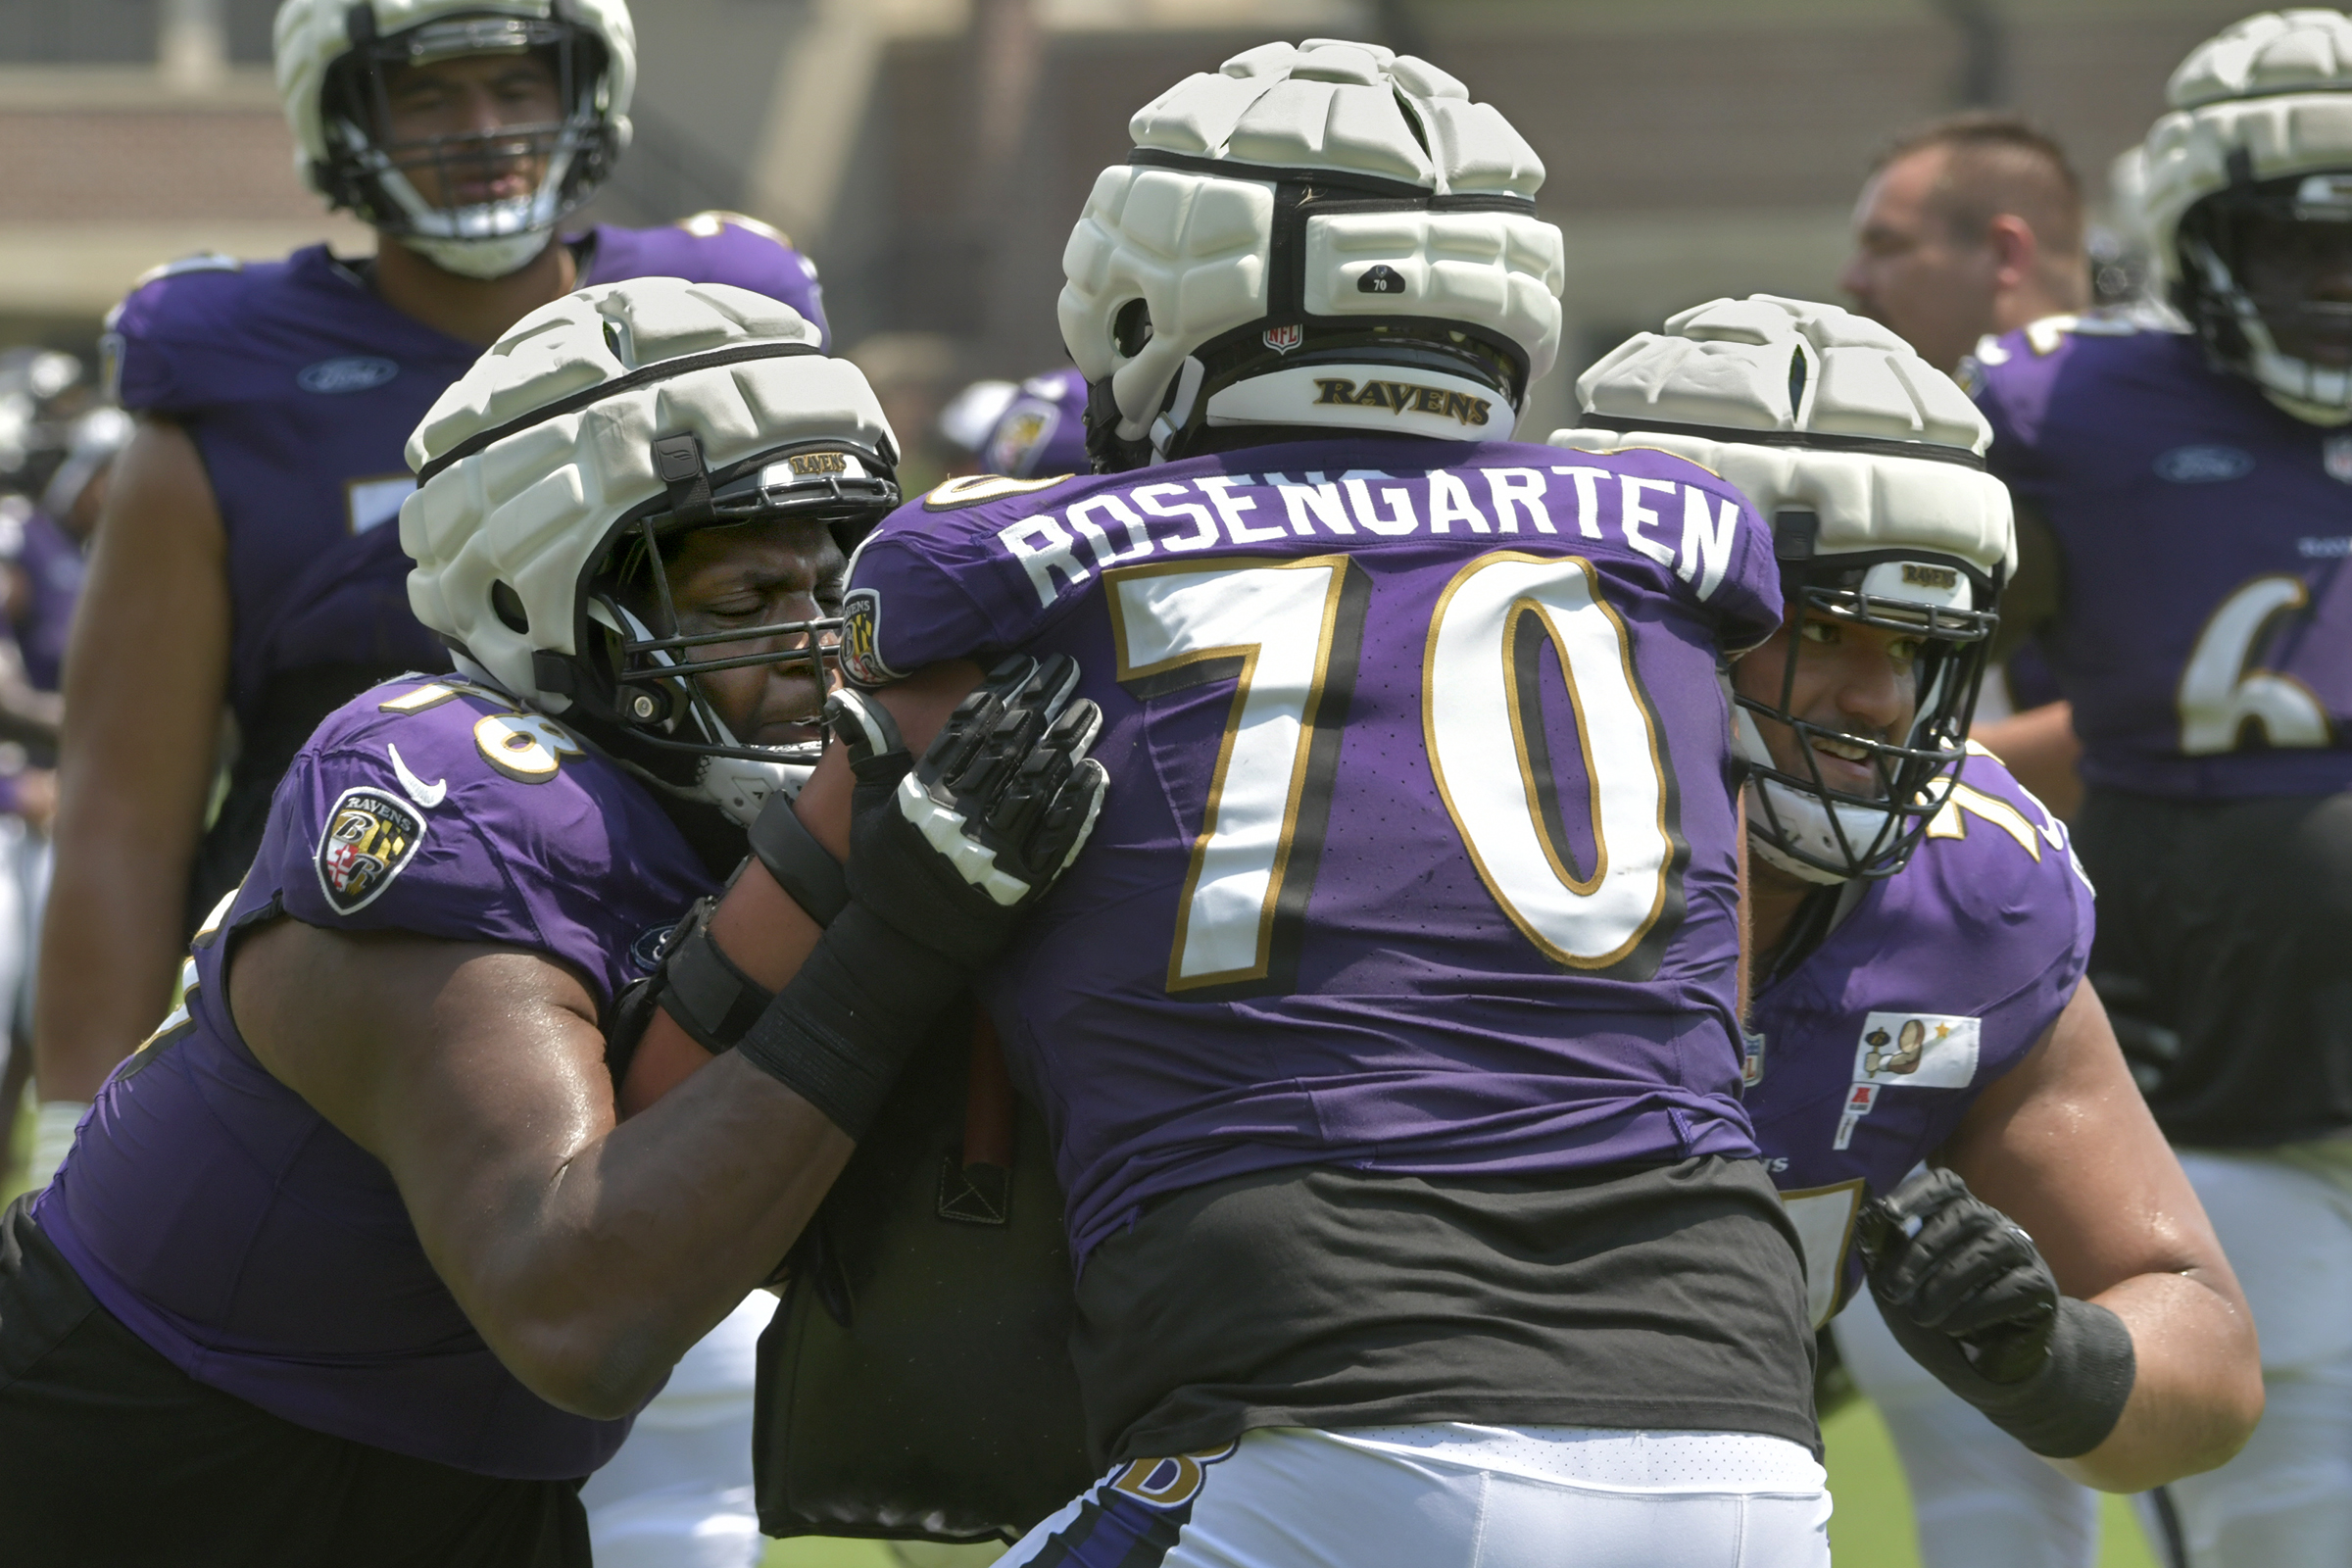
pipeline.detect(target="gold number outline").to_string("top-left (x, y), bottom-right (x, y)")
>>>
top-left (1105, 555), bottom-right (1367, 994)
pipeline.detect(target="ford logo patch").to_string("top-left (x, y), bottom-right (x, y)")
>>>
top-left (297, 356), bottom-right (400, 395)
top-left (2153, 444), bottom-right (2254, 483)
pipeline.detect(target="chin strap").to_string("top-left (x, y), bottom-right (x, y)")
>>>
top-left (2261, 382), bottom-right (2352, 426)
top-left (400, 230), bottom-right (559, 281)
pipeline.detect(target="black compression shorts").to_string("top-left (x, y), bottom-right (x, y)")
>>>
top-left (2075, 784), bottom-right (2352, 1147)
top-left (0, 1197), bottom-right (591, 1568)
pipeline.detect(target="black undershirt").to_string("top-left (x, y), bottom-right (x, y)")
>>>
top-left (1069, 1156), bottom-right (1820, 1464)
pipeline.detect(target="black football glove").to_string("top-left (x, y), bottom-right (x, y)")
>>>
top-left (1856, 1167), bottom-right (2135, 1457)
top-left (827, 652), bottom-right (1106, 968)
top-left (732, 655), bottom-right (1108, 1139)
top-left (1858, 1166), bottom-right (2059, 1383)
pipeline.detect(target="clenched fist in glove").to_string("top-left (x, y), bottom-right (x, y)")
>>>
top-left (1857, 1167), bottom-right (2136, 1458)
top-left (732, 655), bottom-right (1108, 1138)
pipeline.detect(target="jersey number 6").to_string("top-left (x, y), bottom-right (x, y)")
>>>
top-left (1107, 552), bottom-right (1682, 994)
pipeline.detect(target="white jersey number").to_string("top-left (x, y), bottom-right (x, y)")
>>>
top-left (1426, 553), bottom-right (1677, 969)
top-left (1108, 551), bottom-right (1680, 992)
top-left (2177, 574), bottom-right (2330, 755)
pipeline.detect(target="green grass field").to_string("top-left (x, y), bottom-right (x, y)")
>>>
top-left (3, 1098), bottom-right (2164, 1568)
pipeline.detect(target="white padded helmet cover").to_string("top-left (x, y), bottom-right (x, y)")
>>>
top-left (1554, 295), bottom-right (2014, 584)
top-left (2140, 10), bottom-right (2352, 287)
top-left (1058, 38), bottom-right (1564, 446)
top-left (400, 277), bottom-right (892, 708)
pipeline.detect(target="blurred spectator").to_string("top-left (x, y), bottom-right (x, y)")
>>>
top-left (0, 364), bottom-right (108, 1176)
top-left (980, 367), bottom-right (1090, 477)
top-left (1840, 112), bottom-right (2090, 372)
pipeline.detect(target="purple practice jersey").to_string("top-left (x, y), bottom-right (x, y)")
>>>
top-left (1746, 749), bottom-right (2094, 1327)
top-left (982, 368), bottom-right (1091, 478)
top-left (1971, 314), bottom-right (2352, 798)
top-left (841, 436), bottom-right (1783, 1259)
top-left (31, 676), bottom-right (719, 1478)
top-left (103, 215), bottom-right (827, 737)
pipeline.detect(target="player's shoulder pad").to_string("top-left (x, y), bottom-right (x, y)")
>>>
top-left (307, 676), bottom-right (606, 807)
top-left (921, 471), bottom-right (1088, 513)
top-left (103, 251), bottom-right (286, 410)
top-left (627, 211), bottom-right (819, 292)
top-left (1964, 307), bottom-right (2184, 395)
top-left (1916, 743), bottom-right (2094, 912)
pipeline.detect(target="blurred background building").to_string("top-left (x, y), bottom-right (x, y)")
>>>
top-left (0, 0), bottom-right (2263, 455)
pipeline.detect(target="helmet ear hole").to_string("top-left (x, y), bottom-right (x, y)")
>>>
top-left (491, 580), bottom-right (531, 634)
top-left (1112, 299), bottom-right (1153, 359)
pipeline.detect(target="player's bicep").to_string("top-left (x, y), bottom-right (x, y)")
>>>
top-left (228, 916), bottom-right (612, 1280)
top-left (1941, 979), bottom-right (2228, 1298)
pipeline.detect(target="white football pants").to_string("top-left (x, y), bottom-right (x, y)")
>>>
top-left (580, 1291), bottom-right (772, 1568)
top-left (1832, 1291), bottom-right (2098, 1568)
top-left (2129, 1146), bottom-right (2352, 1568)
top-left (1002, 1425), bottom-right (1831, 1568)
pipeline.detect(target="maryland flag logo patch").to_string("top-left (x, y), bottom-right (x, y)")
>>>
top-left (315, 786), bottom-right (426, 915)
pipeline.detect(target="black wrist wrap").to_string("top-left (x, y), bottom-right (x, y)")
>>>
top-left (1884, 1294), bottom-right (2136, 1458)
top-left (731, 902), bottom-right (969, 1141)
top-left (750, 792), bottom-right (849, 928)
top-left (656, 900), bottom-right (775, 1052)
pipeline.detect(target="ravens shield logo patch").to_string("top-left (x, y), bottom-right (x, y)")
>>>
top-left (315, 786), bottom-right (427, 915)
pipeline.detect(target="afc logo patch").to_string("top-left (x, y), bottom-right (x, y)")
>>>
top-left (315, 786), bottom-right (426, 915)
top-left (836, 587), bottom-right (903, 689)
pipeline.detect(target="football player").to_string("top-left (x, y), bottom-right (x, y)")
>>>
top-left (1970, 12), bottom-right (2352, 1563)
top-left (35, 8), bottom-right (831, 1558)
top-left (0, 278), bottom-right (1105, 1567)
top-left (648, 39), bottom-right (1835, 1566)
top-left (1559, 297), bottom-right (2263, 1567)
top-left (34, 0), bottom-right (827, 1160)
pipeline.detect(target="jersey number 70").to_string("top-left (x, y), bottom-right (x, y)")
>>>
top-left (1106, 552), bottom-right (1685, 994)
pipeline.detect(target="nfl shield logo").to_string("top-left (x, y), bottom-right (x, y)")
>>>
top-left (1262, 323), bottom-right (1303, 355)
top-left (2325, 432), bottom-right (2352, 485)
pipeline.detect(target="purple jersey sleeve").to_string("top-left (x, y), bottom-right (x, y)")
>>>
top-left (1746, 748), bottom-right (2096, 1325)
top-left (259, 677), bottom-right (714, 1012)
top-left (103, 254), bottom-right (260, 416)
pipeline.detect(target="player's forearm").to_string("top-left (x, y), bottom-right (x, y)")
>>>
top-left (2053, 1268), bottom-right (2263, 1492)
top-left (35, 816), bottom-right (203, 1100)
top-left (459, 1053), bottom-right (854, 1419)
